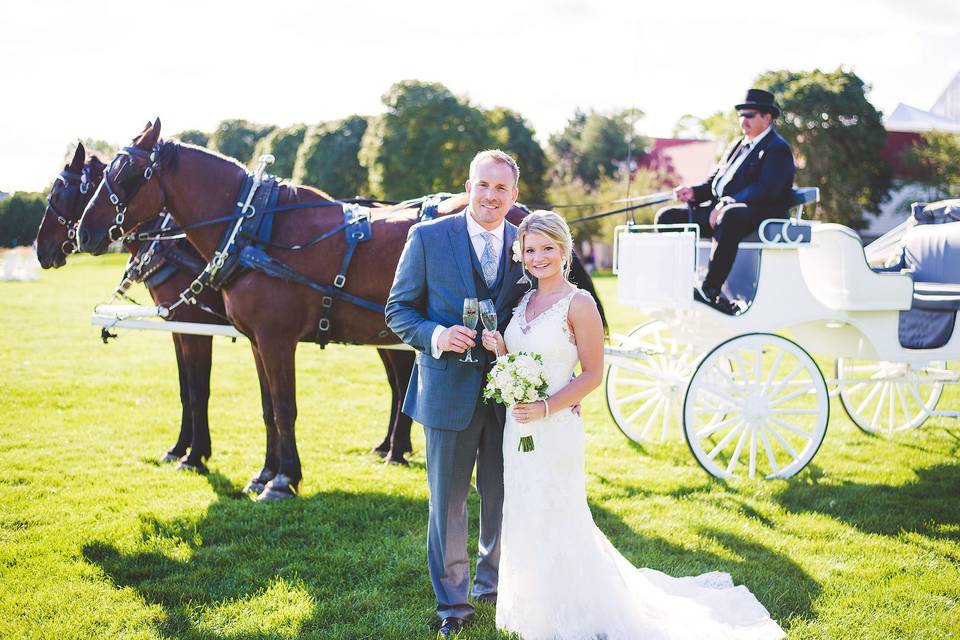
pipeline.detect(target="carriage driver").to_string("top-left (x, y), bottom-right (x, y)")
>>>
top-left (655, 88), bottom-right (796, 314)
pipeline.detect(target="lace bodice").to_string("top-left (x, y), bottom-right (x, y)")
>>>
top-left (503, 288), bottom-right (584, 396)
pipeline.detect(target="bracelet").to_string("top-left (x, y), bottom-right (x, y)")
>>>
top-left (542, 398), bottom-right (550, 419)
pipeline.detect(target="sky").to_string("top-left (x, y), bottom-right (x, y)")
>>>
top-left (1, 0), bottom-right (957, 193)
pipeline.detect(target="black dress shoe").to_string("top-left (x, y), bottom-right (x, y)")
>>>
top-left (437, 616), bottom-right (465, 638)
top-left (695, 285), bottom-right (739, 315)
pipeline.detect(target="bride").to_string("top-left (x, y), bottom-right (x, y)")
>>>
top-left (480, 210), bottom-right (785, 640)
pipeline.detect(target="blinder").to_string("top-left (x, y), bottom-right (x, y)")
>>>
top-left (103, 144), bottom-right (163, 242)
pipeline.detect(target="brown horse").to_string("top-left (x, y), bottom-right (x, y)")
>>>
top-left (79, 119), bottom-right (605, 500)
top-left (37, 142), bottom-right (417, 469)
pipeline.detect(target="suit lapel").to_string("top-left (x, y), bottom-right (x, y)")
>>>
top-left (447, 213), bottom-right (477, 298)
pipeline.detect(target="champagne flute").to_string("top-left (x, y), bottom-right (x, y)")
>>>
top-left (461, 297), bottom-right (479, 363)
top-left (479, 299), bottom-right (499, 358)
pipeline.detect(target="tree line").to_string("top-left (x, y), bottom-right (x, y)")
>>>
top-left (4, 70), bottom-right (958, 248)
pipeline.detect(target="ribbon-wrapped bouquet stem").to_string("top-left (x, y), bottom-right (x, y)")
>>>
top-left (483, 352), bottom-right (549, 452)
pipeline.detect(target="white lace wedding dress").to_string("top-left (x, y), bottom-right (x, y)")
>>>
top-left (496, 288), bottom-right (785, 640)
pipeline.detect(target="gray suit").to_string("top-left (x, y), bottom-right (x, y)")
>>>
top-left (385, 211), bottom-right (527, 620)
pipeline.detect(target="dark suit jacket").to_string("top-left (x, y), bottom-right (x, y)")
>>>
top-left (691, 128), bottom-right (796, 216)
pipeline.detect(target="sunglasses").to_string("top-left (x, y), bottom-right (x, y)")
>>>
top-left (738, 111), bottom-right (762, 119)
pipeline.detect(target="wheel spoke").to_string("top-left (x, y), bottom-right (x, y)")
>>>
top-left (855, 380), bottom-right (884, 416)
top-left (768, 383), bottom-right (817, 408)
top-left (624, 393), bottom-right (661, 426)
top-left (612, 377), bottom-right (657, 388)
top-left (748, 428), bottom-right (758, 479)
top-left (767, 423), bottom-right (799, 460)
top-left (725, 427), bottom-right (750, 475)
top-left (639, 396), bottom-right (665, 440)
top-left (869, 383), bottom-right (888, 432)
top-left (763, 349), bottom-right (786, 394)
top-left (661, 394), bottom-right (672, 441)
top-left (760, 427), bottom-right (781, 476)
top-left (615, 387), bottom-right (659, 405)
top-left (707, 422), bottom-right (744, 460)
top-left (766, 363), bottom-right (804, 402)
top-left (770, 416), bottom-right (814, 440)
top-left (770, 408), bottom-right (819, 415)
top-left (696, 415), bottom-right (739, 438)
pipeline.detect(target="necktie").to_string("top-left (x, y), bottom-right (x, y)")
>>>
top-left (480, 232), bottom-right (498, 288)
top-left (713, 142), bottom-right (752, 197)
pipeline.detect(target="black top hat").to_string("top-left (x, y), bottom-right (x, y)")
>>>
top-left (735, 88), bottom-right (781, 118)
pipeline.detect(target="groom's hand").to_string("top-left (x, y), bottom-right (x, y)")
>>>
top-left (438, 325), bottom-right (476, 353)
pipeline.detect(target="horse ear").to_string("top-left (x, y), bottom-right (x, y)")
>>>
top-left (139, 117), bottom-right (162, 150)
top-left (69, 142), bottom-right (85, 171)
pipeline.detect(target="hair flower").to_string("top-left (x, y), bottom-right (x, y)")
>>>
top-left (512, 239), bottom-right (522, 263)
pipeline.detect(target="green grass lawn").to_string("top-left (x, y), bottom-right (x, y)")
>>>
top-left (1, 255), bottom-right (958, 639)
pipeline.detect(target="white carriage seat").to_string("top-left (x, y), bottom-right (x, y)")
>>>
top-left (798, 223), bottom-right (913, 311)
top-left (699, 188), bottom-right (821, 308)
top-left (897, 212), bottom-right (960, 348)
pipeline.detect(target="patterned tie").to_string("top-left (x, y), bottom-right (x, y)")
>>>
top-left (480, 232), bottom-right (498, 288)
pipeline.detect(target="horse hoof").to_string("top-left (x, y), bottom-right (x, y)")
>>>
top-left (159, 452), bottom-right (180, 464)
top-left (371, 447), bottom-right (388, 458)
top-left (256, 474), bottom-right (299, 501)
top-left (244, 480), bottom-right (266, 495)
top-left (244, 468), bottom-right (277, 496)
top-left (385, 454), bottom-right (409, 466)
top-left (176, 459), bottom-right (209, 474)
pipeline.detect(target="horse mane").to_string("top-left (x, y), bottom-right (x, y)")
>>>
top-left (86, 154), bottom-right (107, 171)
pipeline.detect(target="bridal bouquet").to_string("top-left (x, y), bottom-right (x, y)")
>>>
top-left (483, 351), bottom-right (549, 453)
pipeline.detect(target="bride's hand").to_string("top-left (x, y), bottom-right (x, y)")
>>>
top-left (481, 329), bottom-right (506, 355)
top-left (513, 400), bottom-right (547, 423)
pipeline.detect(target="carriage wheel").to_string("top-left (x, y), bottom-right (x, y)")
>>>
top-left (836, 358), bottom-right (948, 435)
top-left (606, 320), bottom-right (703, 443)
top-left (683, 333), bottom-right (829, 480)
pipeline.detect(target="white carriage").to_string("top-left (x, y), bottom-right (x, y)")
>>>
top-left (604, 191), bottom-right (960, 480)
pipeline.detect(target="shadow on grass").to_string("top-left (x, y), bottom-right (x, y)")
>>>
top-left (773, 462), bottom-right (960, 540)
top-left (83, 473), bottom-right (437, 639)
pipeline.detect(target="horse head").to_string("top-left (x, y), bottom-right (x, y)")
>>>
top-left (35, 143), bottom-right (105, 268)
top-left (78, 119), bottom-right (168, 254)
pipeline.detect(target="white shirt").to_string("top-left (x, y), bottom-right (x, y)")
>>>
top-left (711, 124), bottom-right (773, 199)
top-left (430, 211), bottom-right (505, 358)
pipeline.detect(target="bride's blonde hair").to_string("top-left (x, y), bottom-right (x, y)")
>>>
top-left (517, 210), bottom-right (573, 281)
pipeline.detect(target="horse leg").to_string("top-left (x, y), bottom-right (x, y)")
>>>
top-left (384, 349), bottom-right (415, 466)
top-left (243, 345), bottom-right (281, 495)
top-left (161, 334), bottom-right (193, 463)
top-left (257, 338), bottom-right (301, 501)
top-left (175, 334), bottom-right (213, 474)
top-left (372, 348), bottom-right (400, 457)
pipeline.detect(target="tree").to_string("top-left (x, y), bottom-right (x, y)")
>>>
top-left (208, 119), bottom-right (275, 165)
top-left (359, 80), bottom-right (494, 200)
top-left (174, 129), bottom-right (210, 147)
top-left (548, 109), bottom-right (648, 188)
top-left (293, 116), bottom-right (369, 198)
top-left (486, 107), bottom-right (548, 204)
top-left (251, 124), bottom-right (307, 179)
top-left (65, 138), bottom-right (115, 163)
top-left (899, 131), bottom-right (960, 199)
top-left (546, 168), bottom-right (664, 246)
top-left (672, 111), bottom-right (740, 145)
top-left (755, 68), bottom-right (892, 228)
top-left (0, 192), bottom-right (46, 247)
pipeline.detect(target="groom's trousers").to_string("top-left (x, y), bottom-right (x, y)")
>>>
top-left (424, 400), bottom-right (504, 620)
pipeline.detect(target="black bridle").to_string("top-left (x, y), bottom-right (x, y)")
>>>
top-left (46, 165), bottom-right (96, 256)
top-left (101, 145), bottom-right (163, 242)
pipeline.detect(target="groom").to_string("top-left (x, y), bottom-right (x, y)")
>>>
top-left (385, 150), bottom-right (528, 637)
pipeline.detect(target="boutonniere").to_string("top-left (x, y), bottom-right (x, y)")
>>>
top-left (758, 150), bottom-right (765, 159)
top-left (512, 239), bottom-right (522, 263)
